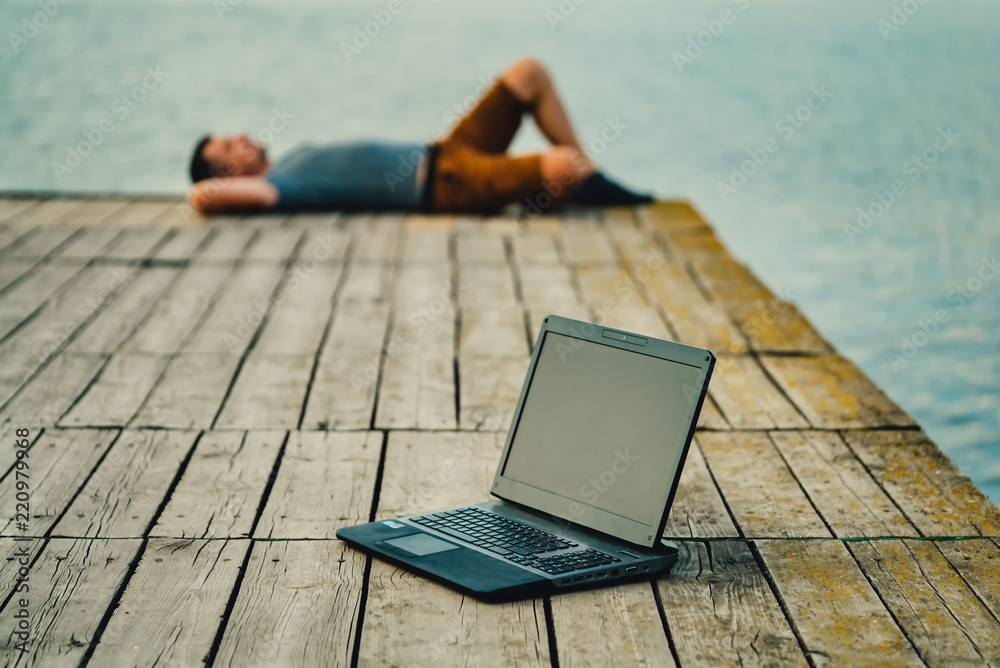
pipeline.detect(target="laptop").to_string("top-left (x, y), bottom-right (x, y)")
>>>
top-left (337, 314), bottom-right (715, 600)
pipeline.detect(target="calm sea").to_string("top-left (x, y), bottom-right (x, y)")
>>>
top-left (2, 0), bottom-right (998, 500)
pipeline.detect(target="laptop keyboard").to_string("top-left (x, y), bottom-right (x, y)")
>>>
top-left (409, 507), bottom-right (621, 574)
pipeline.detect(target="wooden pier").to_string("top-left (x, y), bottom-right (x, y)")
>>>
top-left (0, 194), bottom-right (997, 667)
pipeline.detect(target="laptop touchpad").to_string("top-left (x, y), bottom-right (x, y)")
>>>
top-left (383, 533), bottom-right (461, 557)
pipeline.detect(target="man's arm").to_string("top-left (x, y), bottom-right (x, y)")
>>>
top-left (188, 176), bottom-right (280, 214)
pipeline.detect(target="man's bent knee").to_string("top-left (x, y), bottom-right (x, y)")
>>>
top-left (502, 57), bottom-right (549, 104)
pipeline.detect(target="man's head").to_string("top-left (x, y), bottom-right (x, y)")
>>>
top-left (189, 133), bottom-right (269, 182)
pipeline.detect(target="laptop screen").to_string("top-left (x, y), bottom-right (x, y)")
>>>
top-left (497, 330), bottom-right (706, 546)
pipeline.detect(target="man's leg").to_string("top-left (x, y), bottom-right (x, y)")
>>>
top-left (500, 58), bottom-right (586, 154)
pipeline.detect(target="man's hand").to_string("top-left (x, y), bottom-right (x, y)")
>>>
top-left (188, 176), bottom-right (280, 214)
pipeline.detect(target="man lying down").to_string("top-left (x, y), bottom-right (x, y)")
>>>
top-left (187, 58), bottom-right (652, 216)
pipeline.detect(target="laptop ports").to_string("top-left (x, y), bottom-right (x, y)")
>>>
top-left (625, 566), bottom-right (638, 575)
top-left (595, 571), bottom-right (607, 579)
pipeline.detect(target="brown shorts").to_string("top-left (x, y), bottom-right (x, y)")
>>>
top-left (425, 81), bottom-right (561, 214)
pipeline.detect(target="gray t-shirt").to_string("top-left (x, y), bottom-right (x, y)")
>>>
top-left (265, 141), bottom-right (429, 211)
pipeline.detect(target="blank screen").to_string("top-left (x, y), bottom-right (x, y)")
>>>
top-left (501, 332), bottom-right (702, 528)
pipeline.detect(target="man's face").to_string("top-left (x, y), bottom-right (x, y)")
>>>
top-left (202, 133), bottom-right (268, 177)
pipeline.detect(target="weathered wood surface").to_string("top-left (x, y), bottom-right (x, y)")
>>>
top-left (0, 196), bottom-right (996, 667)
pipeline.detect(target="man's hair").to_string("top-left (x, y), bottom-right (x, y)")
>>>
top-left (189, 135), bottom-right (216, 183)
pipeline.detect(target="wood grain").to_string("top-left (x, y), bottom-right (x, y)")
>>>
top-left (769, 430), bottom-right (917, 538)
top-left (153, 430), bottom-right (284, 539)
top-left (658, 541), bottom-right (806, 666)
top-left (842, 430), bottom-right (1000, 537)
top-left (89, 538), bottom-right (248, 667)
top-left (755, 539), bottom-right (923, 666)
top-left (359, 431), bottom-right (549, 667)
top-left (0, 538), bottom-right (141, 668)
top-left (848, 539), bottom-right (1000, 665)
top-left (53, 429), bottom-right (197, 537)
top-left (256, 430), bottom-right (382, 539)
top-left (760, 354), bottom-right (917, 429)
top-left (697, 432), bottom-right (831, 538)
top-left (0, 429), bottom-right (118, 535)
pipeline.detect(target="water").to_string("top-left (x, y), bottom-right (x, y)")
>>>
top-left (2, 0), bottom-right (998, 500)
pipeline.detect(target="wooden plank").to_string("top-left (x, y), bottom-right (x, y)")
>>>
top-left (641, 201), bottom-right (711, 236)
top-left (842, 430), bottom-right (1000, 537)
top-left (458, 265), bottom-right (518, 308)
top-left (575, 265), bottom-right (671, 338)
top-left (726, 299), bottom-right (832, 354)
top-left (761, 354), bottom-right (917, 429)
top-left (695, 395), bottom-right (730, 430)
top-left (297, 225), bottom-right (350, 262)
top-left (550, 582), bottom-right (675, 667)
top-left (244, 226), bottom-right (303, 261)
top-left (641, 259), bottom-right (749, 354)
top-left (769, 431), bottom-right (918, 538)
top-left (697, 432), bottom-right (831, 538)
top-left (0, 258), bottom-right (37, 293)
top-left (103, 226), bottom-right (172, 259)
top-left (153, 201), bottom-right (205, 227)
top-left (6, 198), bottom-right (88, 227)
top-left (0, 223), bottom-right (34, 255)
top-left (458, 354), bottom-right (527, 431)
top-left (153, 431), bottom-right (283, 539)
top-left (88, 538), bottom-right (247, 667)
top-left (101, 199), bottom-right (175, 226)
top-left (375, 264), bottom-right (456, 430)
top-left (657, 541), bottom-right (806, 666)
top-left (336, 262), bottom-right (393, 304)
top-left (373, 317), bottom-right (456, 429)
top-left (0, 429), bottom-right (118, 535)
top-left (602, 206), bottom-right (667, 266)
top-left (359, 431), bottom-right (550, 666)
top-left (303, 300), bottom-right (390, 430)
top-left (755, 539), bottom-right (924, 665)
top-left (0, 352), bottom-right (106, 428)
top-left (183, 263), bottom-right (285, 354)
top-left (0, 538), bottom-right (141, 668)
top-left (662, 442), bottom-right (739, 538)
top-left (53, 429), bottom-right (197, 537)
top-left (686, 253), bottom-right (775, 304)
top-left (147, 226), bottom-right (211, 260)
top-left (512, 230), bottom-right (560, 264)
top-left (256, 430), bottom-right (381, 539)
top-left (516, 265), bottom-right (582, 314)
top-left (0, 265), bottom-right (139, 406)
top-left (0, 263), bottom-right (82, 340)
top-left (56, 225), bottom-right (124, 258)
top-left (65, 267), bottom-right (179, 353)
top-left (848, 539), bottom-right (1000, 665)
top-left (195, 224), bottom-right (258, 260)
top-left (131, 353), bottom-right (243, 428)
top-left (252, 263), bottom-right (341, 355)
top-left (5, 225), bottom-right (81, 258)
top-left (0, 197), bottom-right (41, 224)
top-left (456, 234), bottom-right (506, 264)
top-left (459, 305), bottom-right (528, 357)
top-left (58, 352), bottom-right (170, 427)
top-left (122, 264), bottom-right (234, 354)
top-left (214, 354), bottom-right (314, 430)
top-left (936, 539), bottom-right (1000, 623)
top-left (708, 355), bottom-right (809, 429)
top-left (60, 199), bottom-right (131, 226)
top-left (214, 539), bottom-right (365, 667)
top-left (402, 227), bottom-right (450, 263)
top-left (351, 214), bottom-right (402, 262)
top-left (561, 219), bottom-right (616, 263)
